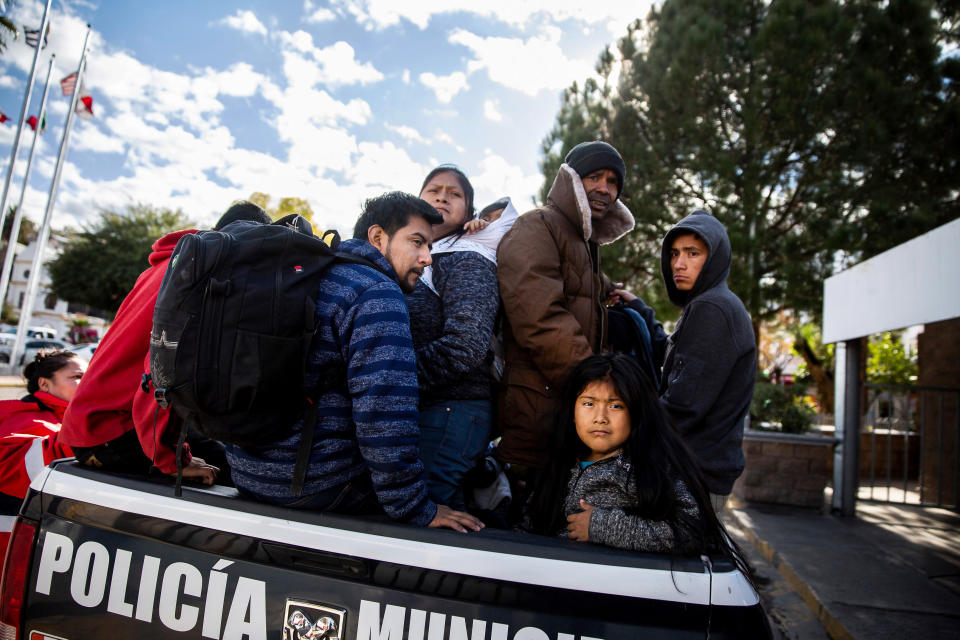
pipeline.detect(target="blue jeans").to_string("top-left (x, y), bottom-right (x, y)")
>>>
top-left (418, 399), bottom-right (492, 510)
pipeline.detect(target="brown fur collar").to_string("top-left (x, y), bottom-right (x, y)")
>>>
top-left (546, 164), bottom-right (634, 245)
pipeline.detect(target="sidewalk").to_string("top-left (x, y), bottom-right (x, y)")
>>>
top-left (724, 498), bottom-right (960, 639)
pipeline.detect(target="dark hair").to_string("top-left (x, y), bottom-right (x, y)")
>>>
top-left (214, 201), bottom-right (272, 230)
top-left (352, 191), bottom-right (442, 240)
top-left (479, 197), bottom-right (509, 220)
top-left (23, 349), bottom-right (79, 394)
top-left (419, 164), bottom-right (475, 224)
top-left (527, 353), bottom-right (748, 568)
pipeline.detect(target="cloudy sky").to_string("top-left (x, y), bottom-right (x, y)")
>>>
top-left (0, 0), bottom-right (651, 234)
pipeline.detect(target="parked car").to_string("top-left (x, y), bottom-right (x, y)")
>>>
top-left (0, 333), bottom-right (69, 364)
top-left (16, 338), bottom-right (71, 365)
top-left (0, 333), bottom-right (14, 364)
top-left (68, 342), bottom-right (98, 361)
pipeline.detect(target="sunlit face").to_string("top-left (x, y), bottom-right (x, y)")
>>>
top-left (574, 378), bottom-right (631, 462)
top-left (580, 169), bottom-right (620, 218)
top-left (419, 171), bottom-right (469, 239)
top-left (368, 215), bottom-right (434, 293)
top-left (669, 233), bottom-right (709, 292)
top-left (38, 358), bottom-right (85, 402)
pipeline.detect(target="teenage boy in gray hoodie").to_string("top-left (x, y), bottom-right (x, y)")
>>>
top-left (657, 210), bottom-right (756, 510)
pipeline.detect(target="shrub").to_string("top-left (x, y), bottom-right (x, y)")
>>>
top-left (751, 381), bottom-right (815, 434)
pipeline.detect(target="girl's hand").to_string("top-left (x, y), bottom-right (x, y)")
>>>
top-left (566, 500), bottom-right (595, 541)
top-left (462, 219), bottom-right (488, 235)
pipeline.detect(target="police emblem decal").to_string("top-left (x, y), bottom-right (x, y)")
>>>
top-left (283, 600), bottom-right (345, 640)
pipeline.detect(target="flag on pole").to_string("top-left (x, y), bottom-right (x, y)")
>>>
top-left (76, 94), bottom-right (94, 119)
top-left (23, 24), bottom-right (50, 49)
top-left (60, 72), bottom-right (77, 96)
top-left (0, 110), bottom-right (9, 124)
top-left (73, 76), bottom-right (94, 119)
top-left (26, 113), bottom-right (47, 133)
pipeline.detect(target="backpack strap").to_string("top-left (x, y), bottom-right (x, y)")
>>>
top-left (290, 398), bottom-right (317, 497)
top-left (174, 417), bottom-right (188, 497)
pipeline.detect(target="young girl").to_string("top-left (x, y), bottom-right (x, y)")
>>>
top-left (527, 353), bottom-right (741, 558)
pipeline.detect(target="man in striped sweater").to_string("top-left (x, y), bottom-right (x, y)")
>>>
top-left (225, 192), bottom-right (483, 532)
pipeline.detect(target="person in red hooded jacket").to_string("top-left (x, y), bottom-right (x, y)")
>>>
top-left (59, 202), bottom-right (271, 486)
top-left (0, 350), bottom-right (84, 575)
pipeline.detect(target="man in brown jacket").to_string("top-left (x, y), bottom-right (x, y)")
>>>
top-left (496, 141), bottom-right (635, 491)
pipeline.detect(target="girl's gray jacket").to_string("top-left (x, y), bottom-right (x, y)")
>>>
top-left (561, 453), bottom-right (701, 553)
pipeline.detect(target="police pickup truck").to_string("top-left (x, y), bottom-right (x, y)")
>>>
top-left (1, 461), bottom-right (771, 639)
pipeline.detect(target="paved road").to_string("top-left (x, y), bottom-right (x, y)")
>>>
top-left (0, 381), bottom-right (24, 400)
top-left (725, 498), bottom-right (960, 639)
top-left (723, 507), bottom-right (830, 639)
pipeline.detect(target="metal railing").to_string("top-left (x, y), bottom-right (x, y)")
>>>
top-left (860, 383), bottom-right (960, 509)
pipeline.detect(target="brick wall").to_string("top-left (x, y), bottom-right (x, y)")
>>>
top-left (733, 431), bottom-right (836, 508)
top-left (918, 317), bottom-right (960, 507)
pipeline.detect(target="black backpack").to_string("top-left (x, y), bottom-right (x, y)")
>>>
top-left (607, 302), bottom-right (662, 387)
top-left (149, 214), bottom-right (374, 495)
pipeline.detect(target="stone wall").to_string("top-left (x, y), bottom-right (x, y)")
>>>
top-left (733, 430), bottom-right (836, 508)
top-left (917, 317), bottom-right (960, 507)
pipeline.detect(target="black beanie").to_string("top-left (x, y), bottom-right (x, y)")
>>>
top-left (564, 141), bottom-right (626, 199)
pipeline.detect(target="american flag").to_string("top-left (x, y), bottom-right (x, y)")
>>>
top-left (23, 24), bottom-right (49, 49)
top-left (60, 72), bottom-right (77, 96)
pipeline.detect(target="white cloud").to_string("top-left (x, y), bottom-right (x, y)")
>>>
top-left (218, 10), bottom-right (268, 36)
top-left (450, 27), bottom-right (594, 96)
top-left (277, 32), bottom-right (384, 87)
top-left (71, 122), bottom-right (125, 154)
top-left (199, 63), bottom-right (270, 98)
top-left (387, 124), bottom-right (428, 144)
top-left (0, 0), bottom-right (586, 236)
top-left (303, 7), bottom-right (337, 24)
top-left (433, 132), bottom-right (465, 154)
top-left (347, 141), bottom-right (425, 192)
top-left (331, 0), bottom-right (648, 32)
top-left (483, 99), bottom-right (503, 122)
top-left (471, 150), bottom-right (543, 210)
top-left (419, 71), bottom-right (468, 104)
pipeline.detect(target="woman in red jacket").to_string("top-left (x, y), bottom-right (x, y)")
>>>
top-left (0, 350), bottom-right (84, 574)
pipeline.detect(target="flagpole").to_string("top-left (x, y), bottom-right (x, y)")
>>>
top-left (0, 55), bottom-right (56, 312)
top-left (0, 0), bottom-right (52, 244)
top-left (8, 24), bottom-right (90, 372)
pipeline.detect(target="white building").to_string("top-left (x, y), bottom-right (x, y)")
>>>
top-left (2, 237), bottom-right (108, 340)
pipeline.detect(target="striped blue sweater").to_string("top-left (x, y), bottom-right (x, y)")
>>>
top-left (225, 239), bottom-right (437, 526)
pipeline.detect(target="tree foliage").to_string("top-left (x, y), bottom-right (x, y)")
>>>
top-left (867, 331), bottom-right (918, 385)
top-left (0, 16), bottom-right (16, 55)
top-left (48, 205), bottom-right (193, 315)
top-left (247, 192), bottom-right (314, 222)
top-left (540, 0), bottom-right (960, 326)
top-left (1, 206), bottom-right (39, 253)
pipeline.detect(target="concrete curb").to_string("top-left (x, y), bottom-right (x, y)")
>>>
top-left (726, 501), bottom-right (857, 640)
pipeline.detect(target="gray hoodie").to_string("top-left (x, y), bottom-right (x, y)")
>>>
top-left (659, 211), bottom-right (756, 495)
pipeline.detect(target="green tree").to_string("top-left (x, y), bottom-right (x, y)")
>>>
top-left (48, 205), bottom-right (193, 315)
top-left (0, 16), bottom-right (16, 55)
top-left (540, 0), bottom-right (960, 328)
top-left (792, 322), bottom-right (835, 411)
top-left (245, 192), bottom-right (314, 222)
top-left (1, 206), bottom-right (39, 253)
top-left (867, 331), bottom-right (918, 385)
